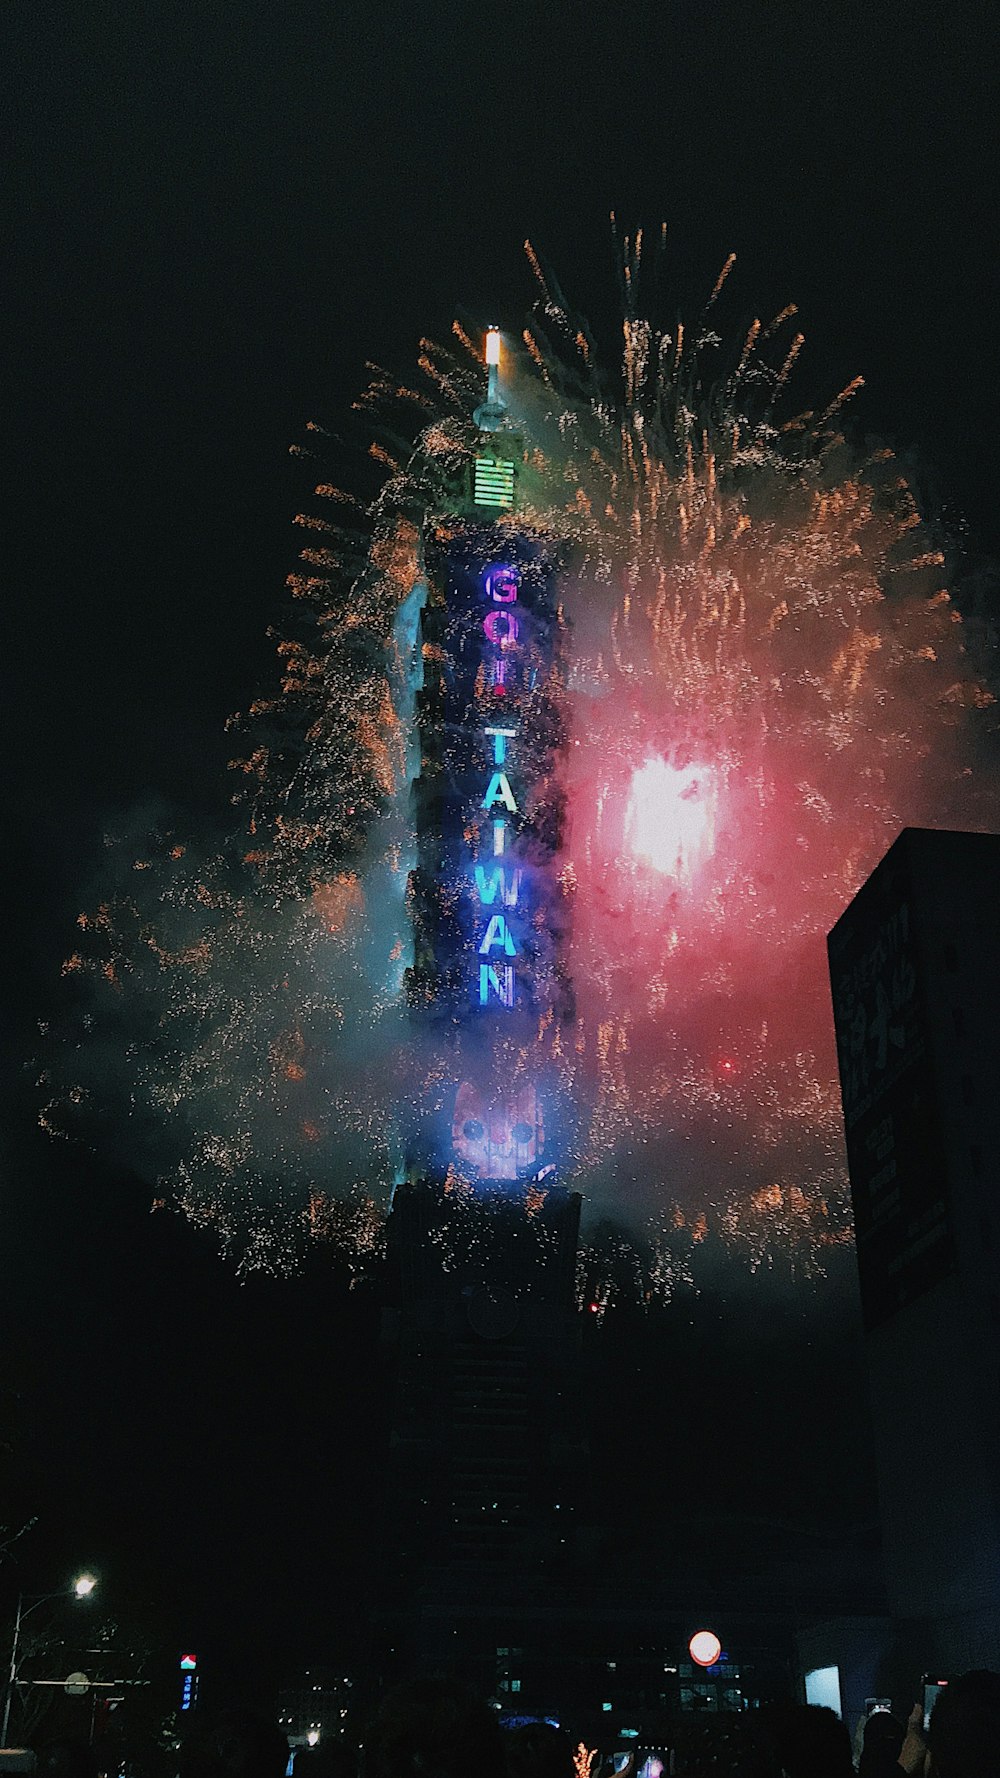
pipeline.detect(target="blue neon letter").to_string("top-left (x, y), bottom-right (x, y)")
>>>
top-left (482, 772), bottom-right (518, 813)
top-left (475, 866), bottom-right (522, 908)
top-left (485, 726), bottom-right (516, 765)
top-left (479, 963), bottom-right (515, 1007)
top-left (479, 914), bottom-right (517, 956)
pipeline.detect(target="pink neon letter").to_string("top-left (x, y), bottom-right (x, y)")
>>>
top-left (484, 566), bottom-right (519, 604)
top-left (484, 610), bottom-right (520, 646)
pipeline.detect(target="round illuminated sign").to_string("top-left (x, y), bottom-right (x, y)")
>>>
top-left (688, 1630), bottom-right (722, 1667)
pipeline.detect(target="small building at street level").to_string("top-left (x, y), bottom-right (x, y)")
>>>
top-left (828, 825), bottom-right (1000, 1673)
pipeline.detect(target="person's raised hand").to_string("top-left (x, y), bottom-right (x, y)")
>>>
top-left (898, 1703), bottom-right (928, 1775)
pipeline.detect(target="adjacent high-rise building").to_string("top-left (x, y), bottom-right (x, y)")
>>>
top-left (828, 826), bottom-right (1000, 1670)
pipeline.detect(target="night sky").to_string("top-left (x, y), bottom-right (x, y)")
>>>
top-left (4, 0), bottom-right (999, 1709)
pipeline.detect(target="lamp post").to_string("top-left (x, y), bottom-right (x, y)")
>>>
top-left (1, 1576), bottom-right (98, 1747)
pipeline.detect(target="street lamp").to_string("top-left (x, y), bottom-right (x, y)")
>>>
top-left (2, 1575), bottom-right (98, 1747)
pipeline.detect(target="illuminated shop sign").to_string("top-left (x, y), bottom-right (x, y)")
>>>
top-left (178, 1654), bottom-right (199, 1712)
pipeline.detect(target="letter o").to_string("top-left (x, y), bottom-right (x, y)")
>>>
top-left (484, 610), bottom-right (520, 646)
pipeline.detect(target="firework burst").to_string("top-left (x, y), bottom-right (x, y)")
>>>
top-left (42, 235), bottom-right (997, 1287)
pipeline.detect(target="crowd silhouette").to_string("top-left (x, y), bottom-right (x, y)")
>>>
top-left (22, 1668), bottom-right (1000, 1778)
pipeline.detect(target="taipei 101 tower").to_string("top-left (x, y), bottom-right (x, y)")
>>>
top-left (379, 330), bottom-right (585, 1679)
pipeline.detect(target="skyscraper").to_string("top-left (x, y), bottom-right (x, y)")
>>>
top-left (380, 332), bottom-right (584, 1682)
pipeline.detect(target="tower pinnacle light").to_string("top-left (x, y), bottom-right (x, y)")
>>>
top-left (473, 326), bottom-right (507, 432)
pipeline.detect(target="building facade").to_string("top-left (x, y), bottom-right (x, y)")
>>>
top-left (828, 826), bottom-right (1000, 1670)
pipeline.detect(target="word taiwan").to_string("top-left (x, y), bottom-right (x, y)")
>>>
top-left (471, 561), bottom-right (538, 1012)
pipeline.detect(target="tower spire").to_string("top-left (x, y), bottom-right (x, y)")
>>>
top-left (473, 326), bottom-right (507, 432)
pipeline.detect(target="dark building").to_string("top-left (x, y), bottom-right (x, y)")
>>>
top-left (378, 1178), bottom-right (601, 1704)
top-left (828, 826), bottom-right (1000, 1671)
top-left (276, 1671), bottom-right (357, 1750)
top-left (379, 1176), bottom-right (585, 1680)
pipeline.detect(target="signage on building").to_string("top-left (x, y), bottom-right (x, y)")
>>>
top-left (178, 1654), bottom-right (199, 1713)
top-left (407, 528), bottom-right (566, 1185)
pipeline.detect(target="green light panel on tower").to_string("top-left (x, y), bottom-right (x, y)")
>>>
top-left (474, 456), bottom-right (516, 509)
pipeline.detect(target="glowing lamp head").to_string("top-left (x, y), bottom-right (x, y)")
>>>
top-left (688, 1630), bottom-right (722, 1668)
top-left (73, 1574), bottom-right (97, 1598)
top-left (485, 327), bottom-right (501, 367)
top-left (625, 758), bottom-right (717, 883)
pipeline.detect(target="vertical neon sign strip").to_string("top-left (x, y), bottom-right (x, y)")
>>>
top-left (474, 565), bottom-right (524, 1008)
